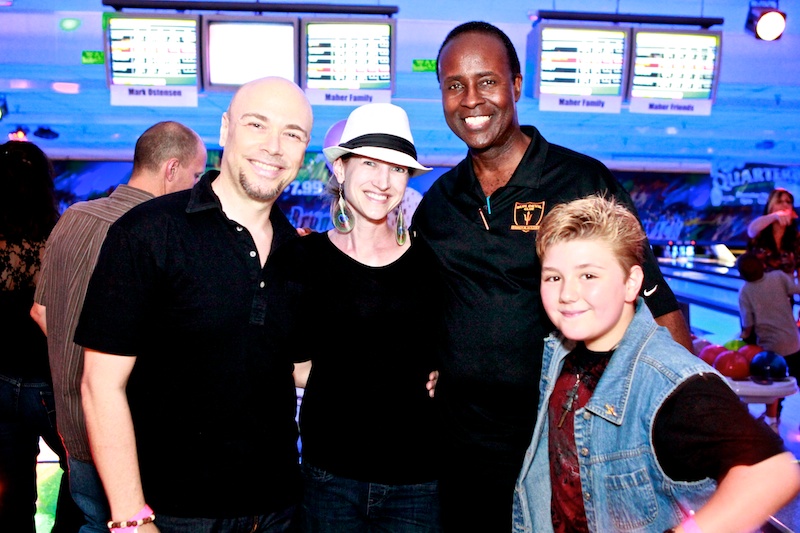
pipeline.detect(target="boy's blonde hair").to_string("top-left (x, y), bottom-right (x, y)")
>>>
top-left (536, 194), bottom-right (646, 274)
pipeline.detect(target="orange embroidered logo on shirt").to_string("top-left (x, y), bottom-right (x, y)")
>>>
top-left (511, 201), bottom-right (545, 233)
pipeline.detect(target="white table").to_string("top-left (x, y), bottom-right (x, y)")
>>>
top-left (725, 376), bottom-right (798, 404)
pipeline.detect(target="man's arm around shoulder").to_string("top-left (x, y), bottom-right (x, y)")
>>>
top-left (655, 310), bottom-right (693, 352)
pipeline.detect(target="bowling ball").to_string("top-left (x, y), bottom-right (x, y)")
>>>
top-left (723, 339), bottom-right (747, 351)
top-left (713, 350), bottom-right (750, 380)
top-left (750, 351), bottom-right (789, 384)
top-left (698, 344), bottom-right (727, 366)
top-left (737, 343), bottom-right (764, 363)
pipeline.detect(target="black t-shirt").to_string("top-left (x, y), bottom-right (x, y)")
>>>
top-left (655, 375), bottom-right (786, 480)
top-left (264, 232), bottom-right (442, 484)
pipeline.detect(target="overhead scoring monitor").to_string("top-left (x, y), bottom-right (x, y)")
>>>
top-left (104, 12), bottom-right (200, 106)
top-left (201, 14), bottom-right (299, 91)
top-left (105, 12), bottom-right (199, 88)
top-left (628, 28), bottom-right (722, 115)
top-left (527, 23), bottom-right (631, 113)
top-left (300, 17), bottom-right (396, 104)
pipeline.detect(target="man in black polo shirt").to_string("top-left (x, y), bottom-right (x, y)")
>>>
top-left (411, 22), bottom-right (692, 532)
top-left (75, 77), bottom-right (313, 532)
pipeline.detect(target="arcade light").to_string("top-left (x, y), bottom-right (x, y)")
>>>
top-left (8, 126), bottom-right (29, 142)
top-left (745, 0), bottom-right (787, 41)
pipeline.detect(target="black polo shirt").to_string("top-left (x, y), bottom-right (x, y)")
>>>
top-left (412, 125), bottom-right (681, 476)
top-left (75, 170), bottom-right (301, 517)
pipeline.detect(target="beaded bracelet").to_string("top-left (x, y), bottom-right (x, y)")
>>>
top-left (107, 504), bottom-right (155, 531)
top-left (663, 516), bottom-right (702, 533)
top-left (680, 516), bottom-right (702, 533)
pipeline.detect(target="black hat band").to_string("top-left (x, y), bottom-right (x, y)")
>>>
top-left (339, 133), bottom-right (417, 160)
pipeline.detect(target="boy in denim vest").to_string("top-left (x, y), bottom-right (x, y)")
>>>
top-left (513, 195), bottom-right (800, 533)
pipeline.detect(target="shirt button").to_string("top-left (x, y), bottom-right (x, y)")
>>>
top-left (260, 281), bottom-right (265, 288)
top-left (583, 492), bottom-right (591, 501)
top-left (580, 448), bottom-right (589, 457)
top-left (250, 251), bottom-right (257, 258)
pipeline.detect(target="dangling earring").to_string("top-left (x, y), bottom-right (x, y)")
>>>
top-left (331, 185), bottom-right (354, 234)
top-left (395, 206), bottom-right (407, 246)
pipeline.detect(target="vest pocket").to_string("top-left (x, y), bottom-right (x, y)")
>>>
top-left (605, 467), bottom-right (658, 529)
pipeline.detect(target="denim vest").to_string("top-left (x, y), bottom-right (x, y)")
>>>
top-left (513, 299), bottom-right (722, 533)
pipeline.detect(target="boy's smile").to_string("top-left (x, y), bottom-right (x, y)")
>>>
top-left (540, 239), bottom-right (642, 351)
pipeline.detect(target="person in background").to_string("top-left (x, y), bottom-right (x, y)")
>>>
top-left (411, 20), bottom-right (691, 531)
top-left (266, 103), bottom-right (442, 532)
top-left (747, 187), bottom-right (800, 277)
top-left (0, 140), bottom-right (83, 532)
top-left (30, 121), bottom-right (207, 533)
top-left (75, 77), bottom-right (313, 533)
top-left (736, 250), bottom-right (800, 432)
top-left (514, 195), bottom-right (800, 533)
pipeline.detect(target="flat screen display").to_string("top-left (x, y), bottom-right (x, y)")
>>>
top-left (105, 13), bottom-right (199, 88)
top-left (534, 23), bottom-right (630, 99)
top-left (628, 29), bottom-right (722, 102)
top-left (300, 17), bottom-right (396, 93)
top-left (202, 14), bottom-right (299, 91)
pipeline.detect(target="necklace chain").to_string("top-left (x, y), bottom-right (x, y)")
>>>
top-left (557, 373), bottom-right (582, 428)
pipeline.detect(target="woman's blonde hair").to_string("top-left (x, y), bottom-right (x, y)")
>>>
top-left (764, 187), bottom-right (794, 215)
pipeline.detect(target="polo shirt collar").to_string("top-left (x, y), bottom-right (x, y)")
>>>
top-left (459, 125), bottom-right (550, 196)
top-left (185, 169), bottom-right (298, 253)
top-left (186, 169), bottom-right (221, 214)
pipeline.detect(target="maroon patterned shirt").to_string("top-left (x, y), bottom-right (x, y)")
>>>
top-left (549, 343), bottom-right (612, 533)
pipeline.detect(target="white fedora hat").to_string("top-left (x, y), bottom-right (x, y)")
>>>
top-left (323, 103), bottom-right (432, 175)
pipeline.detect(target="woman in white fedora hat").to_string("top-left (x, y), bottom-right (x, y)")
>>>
top-left (263, 103), bottom-right (443, 532)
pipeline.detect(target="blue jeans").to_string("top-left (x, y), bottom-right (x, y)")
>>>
top-left (300, 462), bottom-right (441, 533)
top-left (68, 456), bottom-right (109, 533)
top-left (0, 373), bottom-right (83, 532)
top-left (154, 504), bottom-right (297, 533)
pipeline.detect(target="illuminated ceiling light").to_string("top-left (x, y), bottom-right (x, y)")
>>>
top-left (52, 82), bottom-right (80, 94)
top-left (60, 18), bottom-right (81, 31)
top-left (745, 0), bottom-right (787, 41)
top-left (34, 126), bottom-right (59, 140)
top-left (0, 95), bottom-right (7, 122)
top-left (9, 79), bottom-right (32, 89)
top-left (8, 126), bottom-right (29, 142)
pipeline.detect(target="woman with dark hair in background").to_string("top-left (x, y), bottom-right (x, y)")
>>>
top-left (747, 187), bottom-right (800, 276)
top-left (745, 186), bottom-right (800, 431)
top-left (0, 140), bottom-right (82, 531)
